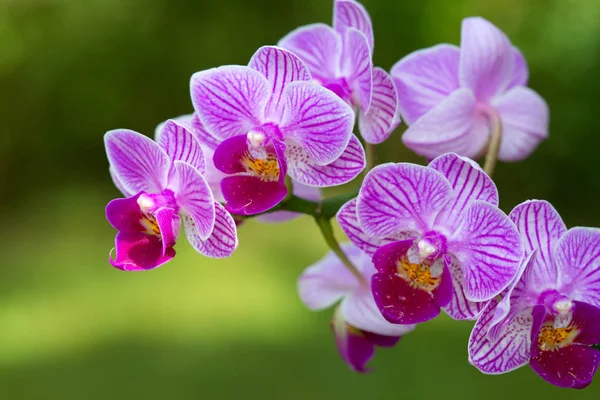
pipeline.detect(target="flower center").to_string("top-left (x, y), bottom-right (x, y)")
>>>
top-left (242, 153), bottom-right (280, 182)
top-left (538, 323), bottom-right (579, 352)
top-left (140, 213), bottom-right (161, 236)
top-left (396, 256), bottom-right (443, 291)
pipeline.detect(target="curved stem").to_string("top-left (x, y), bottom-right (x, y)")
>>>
top-left (483, 110), bottom-right (502, 177)
top-left (365, 143), bottom-right (376, 173)
top-left (242, 189), bottom-right (363, 282)
top-left (315, 216), bottom-right (366, 284)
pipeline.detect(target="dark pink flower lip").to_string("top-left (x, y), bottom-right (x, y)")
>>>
top-left (331, 307), bottom-right (401, 373)
top-left (106, 192), bottom-right (179, 271)
top-left (371, 240), bottom-right (452, 324)
top-left (214, 133), bottom-right (289, 215)
top-left (530, 301), bottom-right (600, 388)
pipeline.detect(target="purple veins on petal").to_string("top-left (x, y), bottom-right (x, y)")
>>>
top-left (104, 129), bottom-right (171, 195)
top-left (430, 152), bottom-right (498, 232)
top-left (285, 135), bottom-right (365, 187)
top-left (553, 227), bottom-right (600, 308)
top-left (171, 161), bottom-right (215, 240)
top-left (340, 28), bottom-right (373, 112)
top-left (337, 199), bottom-right (395, 257)
top-left (358, 67), bottom-right (400, 144)
top-left (357, 162), bottom-right (452, 237)
top-left (509, 200), bottom-right (566, 288)
top-left (449, 200), bottom-right (523, 302)
top-left (183, 201), bottom-right (238, 258)
top-left (190, 66), bottom-right (270, 140)
top-left (156, 119), bottom-right (206, 175)
top-left (333, 0), bottom-right (374, 52)
top-left (248, 46), bottom-right (312, 119)
top-left (444, 253), bottom-right (487, 320)
top-left (281, 81), bottom-right (354, 165)
top-left (468, 298), bottom-right (535, 374)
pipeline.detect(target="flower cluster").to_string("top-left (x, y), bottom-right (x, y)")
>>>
top-left (103, 0), bottom-right (598, 389)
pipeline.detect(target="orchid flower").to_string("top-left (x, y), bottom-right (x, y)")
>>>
top-left (337, 153), bottom-right (523, 324)
top-left (469, 200), bottom-right (600, 388)
top-left (299, 243), bottom-right (414, 372)
top-left (190, 46), bottom-right (365, 216)
top-left (156, 114), bottom-right (321, 224)
top-left (392, 17), bottom-right (549, 161)
top-left (105, 120), bottom-right (238, 270)
top-left (279, 0), bottom-right (400, 144)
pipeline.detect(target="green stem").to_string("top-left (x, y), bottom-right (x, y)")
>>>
top-left (315, 216), bottom-right (365, 283)
top-left (365, 143), bottom-right (376, 173)
top-left (483, 110), bottom-right (502, 177)
top-left (241, 189), bottom-right (362, 281)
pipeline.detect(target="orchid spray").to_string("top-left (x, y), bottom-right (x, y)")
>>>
top-left (103, 0), bottom-right (599, 388)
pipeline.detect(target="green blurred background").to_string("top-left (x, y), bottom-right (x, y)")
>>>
top-left (1, 0), bottom-right (599, 398)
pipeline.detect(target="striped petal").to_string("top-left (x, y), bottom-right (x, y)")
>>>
top-left (358, 67), bottom-right (400, 144)
top-left (191, 66), bottom-right (270, 140)
top-left (248, 46), bottom-right (311, 120)
top-left (172, 161), bottom-right (215, 241)
top-left (286, 135), bottom-right (364, 187)
top-left (183, 201), bottom-right (238, 258)
top-left (334, 0), bottom-right (374, 51)
top-left (509, 200), bottom-right (566, 288)
top-left (468, 299), bottom-right (534, 374)
top-left (341, 28), bottom-right (372, 112)
top-left (554, 227), bottom-right (600, 308)
top-left (280, 81), bottom-right (354, 165)
top-left (357, 163), bottom-right (452, 237)
top-left (337, 199), bottom-right (395, 257)
top-left (430, 153), bottom-right (498, 233)
top-left (449, 201), bottom-right (523, 302)
top-left (391, 44), bottom-right (460, 125)
top-left (157, 119), bottom-right (206, 175)
top-left (105, 129), bottom-right (170, 195)
top-left (443, 254), bottom-right (487, 320)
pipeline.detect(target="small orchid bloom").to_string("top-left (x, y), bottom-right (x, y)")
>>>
top-left (391, 17), bottom-right (549, 161)
top-left (469, 200), bottom-right (600, 389)
top-left (105, 121), bottom-right (239, 270)
top-left (156, 114), bottom-right (322, 223)
top-left (191, 46), bottom-right (364, 216)
top-left (299, 243), bottom-right (414, 372)
top-left (337, 152), bottom-right (523, 324)
top-left (278, 0), bottom-right (400, 144)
